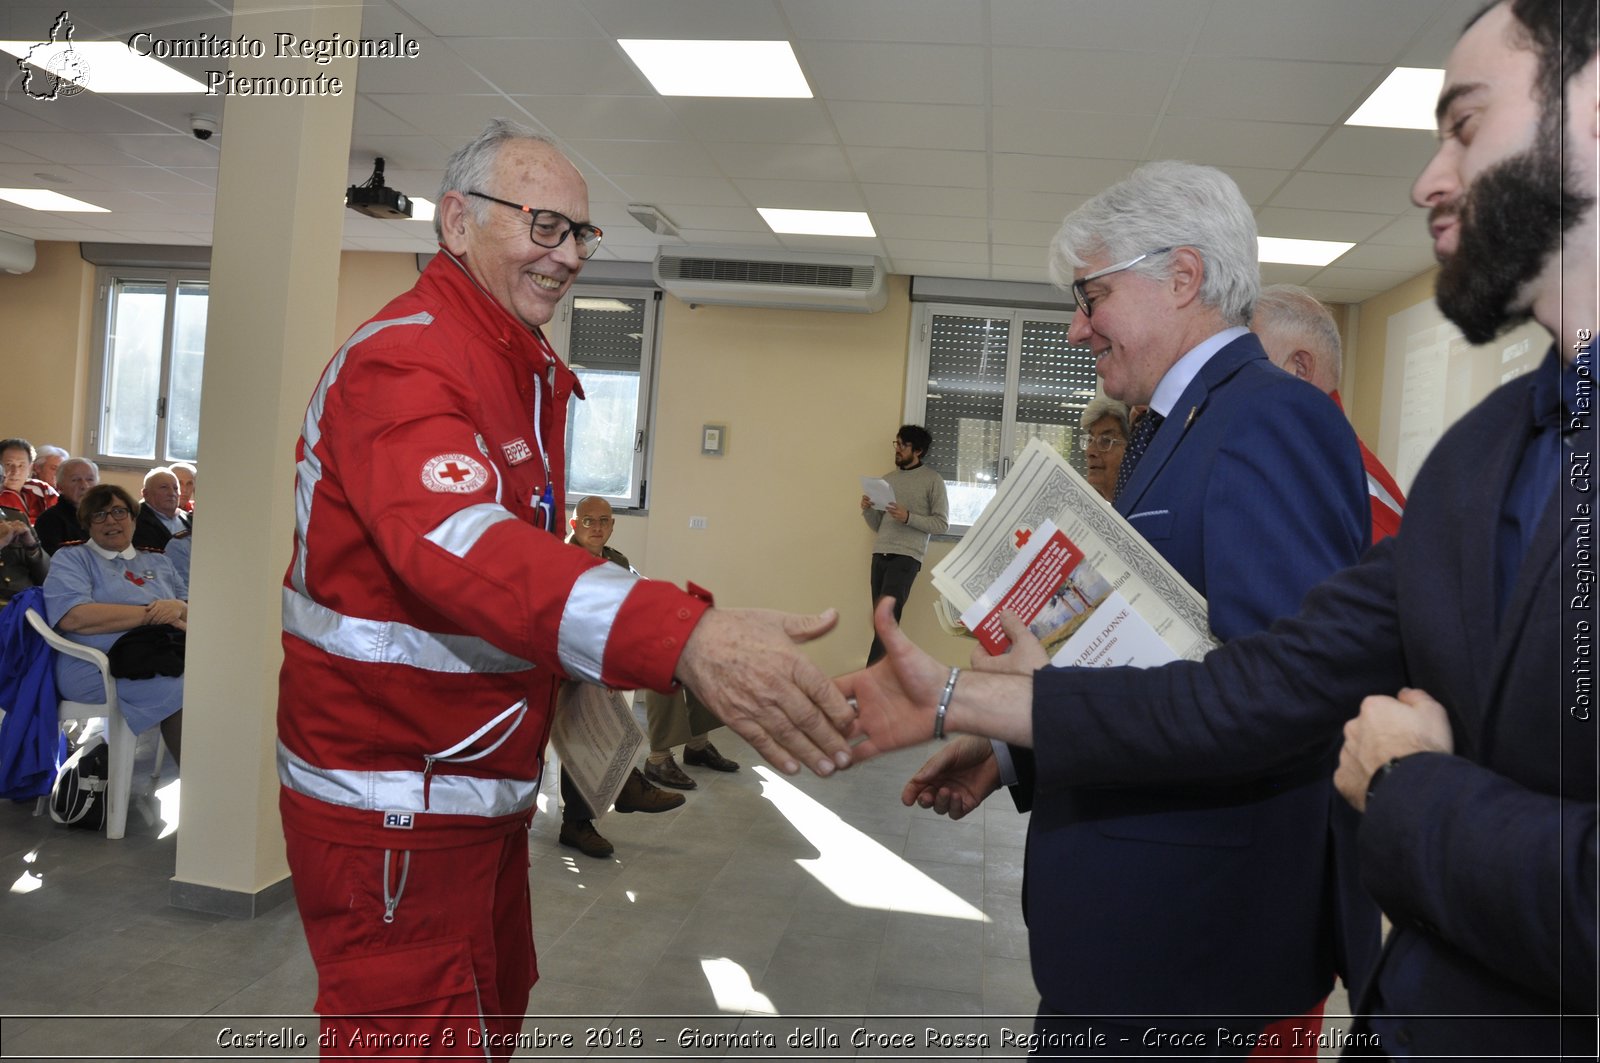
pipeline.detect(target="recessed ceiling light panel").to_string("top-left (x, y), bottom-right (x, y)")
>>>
top-left (1346, 67), bottom-right (1445, 130)
top-left (619, 39), bottom-right (812, 98)
top-left (1258, 236), bottom-right (1354, 267)
top-left (757, 207), bottom-right (875, 238)
top-left (0, 188), bottom-right (109, 212)
top-left (0, 40), bottom-right (207, 93)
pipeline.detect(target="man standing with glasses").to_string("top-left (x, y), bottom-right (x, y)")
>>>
top-left (880, 161), bottom-right (1376, 1051)
top-left (278, 119), bottom-right (857, 1058)
top-left (859, 424), bottom-right (948, 664)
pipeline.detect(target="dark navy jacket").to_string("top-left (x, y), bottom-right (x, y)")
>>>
top-left (1031, 350), bottom-right (1596, 1055)
top-left (1014, 331), bottom-right (1378, 1022)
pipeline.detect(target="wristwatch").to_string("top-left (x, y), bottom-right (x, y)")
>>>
top-left (1365, 755), bottom-right (1409, 804)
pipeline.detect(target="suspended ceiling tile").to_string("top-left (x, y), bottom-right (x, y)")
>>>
top-left (1254, 206), bottom-right (1395, 244)
top-left (989, 0), bottom-right (1207, 53)
top-left (1301, 126), bottom-right (1442, 179)
top-left (1195, 0), bottom-right (1439, 64)
top-left (1169, 56), bottom-right (1389, 125)
top-left (1270, 170), bottom-right (1419, 214)
top-left (992, 48), bottom-right (1178, 115)
top-left (828, 101), bottom-right (985, 152)
top-left (704, 141), bottom-right (853, 182)
top-left (861, 183), bottom-right (987, 219)
top-left (782, 0), bottom-right (983, 44)
top-left (1147, 117), bottom-right (1328, 172)
top-left (799, 41), bottom-right (986, 106)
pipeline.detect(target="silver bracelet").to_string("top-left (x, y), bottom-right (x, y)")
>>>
top-left (934, 666), bottom-right (960, 740)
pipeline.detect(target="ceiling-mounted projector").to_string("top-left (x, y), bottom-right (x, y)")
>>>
top-left (346, 157), bottom-right (412, 220)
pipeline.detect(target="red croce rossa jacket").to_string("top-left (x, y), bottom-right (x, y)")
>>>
top-left (278, 250), bottom-right (708, 849)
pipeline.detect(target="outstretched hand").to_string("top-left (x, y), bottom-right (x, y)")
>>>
top-left (835, 597), bottom-right (952, 760)
top-left (677, 606), bottom-right (856, 777)
top-left (901, 734), bottom-right (1001, 819)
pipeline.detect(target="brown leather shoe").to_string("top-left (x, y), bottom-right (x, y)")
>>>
top-left (559, 819), bottom-right (613, 858)
top-left (643, 755), bottom-right (696, 790)
top-left (614, 767), bottom-right (686, 812)
top-left (683, 741), bottom-right (740, 772)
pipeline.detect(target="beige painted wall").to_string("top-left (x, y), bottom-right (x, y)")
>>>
top-left (332, 250), bottom-right (422, 344)
top-left (632, 277), bottom-right (972, 677)
top-left (1349, 267), bottom-right (1441, 455)
top-left (0, 241), bottom-right (93, 459)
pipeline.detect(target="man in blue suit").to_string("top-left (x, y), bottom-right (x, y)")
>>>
top-left (841, 1), bottom-right (1596, 1056)
top-left (860, 159), bottom-right (1377, 1051)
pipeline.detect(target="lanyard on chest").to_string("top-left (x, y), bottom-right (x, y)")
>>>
top-left (527, 329), bottom-right (559, 533)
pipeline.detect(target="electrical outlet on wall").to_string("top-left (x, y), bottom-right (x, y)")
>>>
top-left (688, 516), bottom-right (707, 530)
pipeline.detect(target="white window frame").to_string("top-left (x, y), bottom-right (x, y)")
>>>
top-left (545, 284), bottom-right (662, 511)
top-left (86, 265), bottom-right (209, 469)
top-left (905, 300), bottom-right (1097, 532)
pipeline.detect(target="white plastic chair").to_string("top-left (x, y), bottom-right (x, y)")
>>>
top-left (25, 608), bottom-right (163, 839)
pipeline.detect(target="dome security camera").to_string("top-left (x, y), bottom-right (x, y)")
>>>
top-left (190, 113), bottom-right (219, 141)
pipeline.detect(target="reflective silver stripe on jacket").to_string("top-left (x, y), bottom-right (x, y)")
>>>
top-left (291, 311), bottom-right (435, 597)
top-left (424, 503), bottom-right (518, 560)
top-left (556, 562), bottom-right (641, 684)
top-left (283, 587), bottom-right (534, 674)
top-left (277, 741), bottom-right (539, 818)
top-left (1366, 472), bottom-right (1404, 516)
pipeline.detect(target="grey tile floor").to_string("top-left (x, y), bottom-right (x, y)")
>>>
top-left (0, 732), bottom-right (1351, 1061)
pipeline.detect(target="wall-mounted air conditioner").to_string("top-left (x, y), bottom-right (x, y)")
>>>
top-left (0, 231), bottom-right (36, 274)
top-left (653, 246), bottom-right (888, 313)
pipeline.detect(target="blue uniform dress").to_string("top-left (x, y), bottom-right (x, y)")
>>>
top-left (42, 542), bottom-right (186, 735)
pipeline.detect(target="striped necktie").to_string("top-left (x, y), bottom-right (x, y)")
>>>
top-left (1114, 409), bottom-right (1165, 500)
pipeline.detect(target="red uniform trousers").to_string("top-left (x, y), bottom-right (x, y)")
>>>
top-left (284, 815), bottom-right (535, 1061)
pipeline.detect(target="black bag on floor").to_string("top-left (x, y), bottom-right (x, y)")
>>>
top-left (50, 737), bottom-right (108, 831)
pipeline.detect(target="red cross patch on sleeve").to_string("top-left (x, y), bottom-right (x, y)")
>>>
top-left (421, 453), bottom-right (490, 494)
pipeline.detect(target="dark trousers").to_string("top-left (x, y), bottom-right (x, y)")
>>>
top-left (868, 552), bottom-right (921, 664)
top-left (559, 768), bottom-right (593, 822)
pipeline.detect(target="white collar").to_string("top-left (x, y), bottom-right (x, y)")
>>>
top-left (86, 540), bottom-right (136, 562)
top-left (1148, 326), bottom-right (1251, 419)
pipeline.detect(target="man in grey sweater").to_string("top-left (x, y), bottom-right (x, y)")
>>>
top-left (860, 424), bottom-right (948, 663)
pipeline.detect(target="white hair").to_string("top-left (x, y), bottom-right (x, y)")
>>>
top-left (54, 457), bottom-right (97, 488)
top-left (435, 119), bottom-right (560, 241)
top-left (1049, 161), bottom-right (1260, 326)
top-left (32, 444), bottom-right (67, 473)
top-left (142, 466), bottom-right (177, 487)
top-left (1079, 397), bottom-right (1131, 436)
top-left (1252, 284), bottom-right (1343, 390)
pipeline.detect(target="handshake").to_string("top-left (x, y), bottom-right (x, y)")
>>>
top-left (678, 598), bottom-right (1040, 819)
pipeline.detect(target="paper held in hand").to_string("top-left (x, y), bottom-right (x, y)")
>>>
top-left (550, 681), bottom-right (646, 819)
top-left (933, 438), bottom-right (1217, 666)
top-left (861, 477), bottom-right (895, 511)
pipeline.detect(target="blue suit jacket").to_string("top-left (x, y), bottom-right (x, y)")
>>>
top-left (1014, 332), bottom-right (1376, 1022)
top-left (1031, 350), bottom-right (1596, 1054)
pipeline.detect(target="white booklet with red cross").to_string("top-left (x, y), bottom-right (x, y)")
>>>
top-left (933, 438), bottom-right (1217, 665)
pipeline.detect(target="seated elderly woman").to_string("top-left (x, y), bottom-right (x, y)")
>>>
top-left (1078, 396), bottom-right (1131, 503)
top-left (42, 483), bottom-right (187, 760)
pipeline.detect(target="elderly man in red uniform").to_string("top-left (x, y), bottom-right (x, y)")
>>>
top-left (278, 119), bottom-right (856, 1059)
